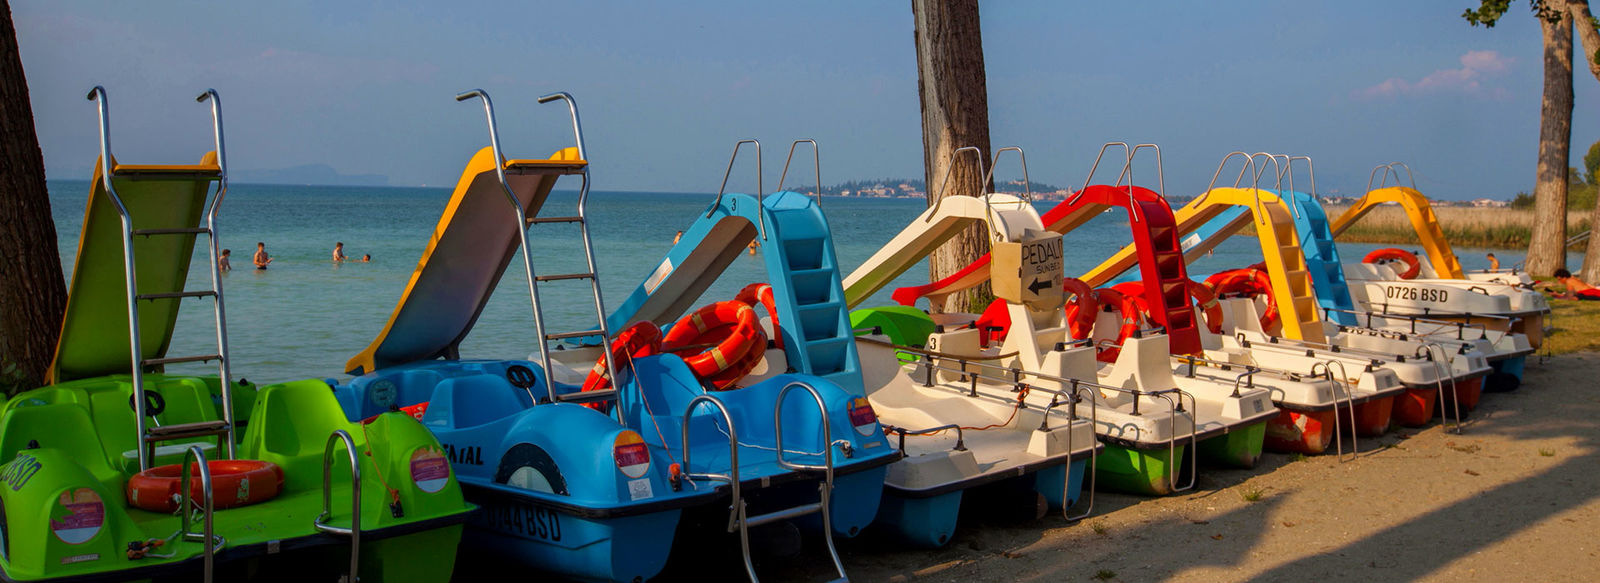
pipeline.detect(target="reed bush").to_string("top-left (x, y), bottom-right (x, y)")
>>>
top-left (1322, 205), bottom-right (1592, 249)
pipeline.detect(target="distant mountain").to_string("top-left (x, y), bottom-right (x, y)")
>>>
top-left (232, 164), bottom-right (388, 187)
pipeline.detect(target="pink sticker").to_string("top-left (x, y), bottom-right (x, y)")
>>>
top-left (411, 448), bottom-right (451, 494)
top-left (50, 488), bottom-right (104, 545)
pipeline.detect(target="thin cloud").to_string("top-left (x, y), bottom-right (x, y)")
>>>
top-left (1354, 50), bottom-right (1513, 100)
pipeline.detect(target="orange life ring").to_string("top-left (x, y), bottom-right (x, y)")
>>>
top-left (1363, 248), bottom-right (1421, 279)
top-left (734, 283), bottom-right (783, 349)
top-left (127, 459), bottom-right (284, 513)
top-left (1187, 280), bottom-right (1224, 334)
top-left (1062, 278), bottom-right (1099, 339)
top-left (661, 301), bottom-right (767, 390)
top-left (581, 321), bottom-right (664, 411)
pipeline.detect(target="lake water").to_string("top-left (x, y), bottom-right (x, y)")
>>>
top-left (47, 179), bottom-right (1530, 385)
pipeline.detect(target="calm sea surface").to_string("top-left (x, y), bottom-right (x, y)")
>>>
top-left (47, 179), bottom-right (1531, 385)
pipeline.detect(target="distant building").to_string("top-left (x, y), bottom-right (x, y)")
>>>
top-left (1470, 198), bottom-right (1508, 208)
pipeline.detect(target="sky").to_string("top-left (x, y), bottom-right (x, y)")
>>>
top-left (11, 0), bottom-right (1599, 199)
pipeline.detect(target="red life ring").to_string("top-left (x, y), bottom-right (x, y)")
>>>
top-left (1187, 280), bottom-right (1224, 334)
top-left (581, 321), bottom-right (664, 411)
top-left (1363, 248), bottom-right (1421, 279)
top-left (1062, 278), bottom-right (1099, 339)
top-left (734, 283), bottom-right (783, 349)
top-left (1208, 268), bottom-right (1279, 332)
top-left (127, 459), bottom-right (284, 513)
top-left (661, 301), bottom-right (767, 390)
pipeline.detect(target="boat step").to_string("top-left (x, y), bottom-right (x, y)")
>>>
top-left (145, 420), bottom-right (230, 442)
top-left (535, 272), bottom-right (595, 282)
top-left (546, 329), bottom-right (603, 341)
top-left (527, 215), bottom-right (584, 225)
top-left (556, 389), bottom-right (616, 404)
top-left (142, 354), bottom-right (222, 367)
top-left (136, 290), bottom-right (217, 301)
top-left (744, 502), bottom-right (822, 528)
top-left (132, 227), bottom-right (210, 236)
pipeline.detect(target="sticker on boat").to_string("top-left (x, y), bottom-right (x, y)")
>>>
top-left (50, 488), bottom-right (104, 545)
top-left (613, 432), bottom-right (650, 479)
top-left (411, 447), bottom-right (451, 493)
top-left (848, 397), bottom-right (878, 437)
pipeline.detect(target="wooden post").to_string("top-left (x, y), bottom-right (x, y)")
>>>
top-left (913, 0), bottom-right (993, 313)
top-left (0, 0), bottom-right (66, 391)
top-left (1527, 5), bottom-right (1574, 277)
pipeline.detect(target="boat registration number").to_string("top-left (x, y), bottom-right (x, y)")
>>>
top-left (479, 499), bottom-right (562, 542)
top-left (1384, 286), bottom-right (1448, 303)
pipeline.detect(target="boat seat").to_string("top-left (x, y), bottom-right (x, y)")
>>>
top-left (0, 402), bottom-right (120, 486)
top-left (423, 374), bottom-right (523, 429)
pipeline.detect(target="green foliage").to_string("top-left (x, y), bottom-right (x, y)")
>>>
top-left (1463, 1), bottom-right (1566, 27)
top-left (1511, 191), bottom-right (1535, 209)
top-left (1585, 139), bottom-right (1600, 185)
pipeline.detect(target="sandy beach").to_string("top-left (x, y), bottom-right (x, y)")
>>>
top-left (732, 352), bottom-right (1600, 583)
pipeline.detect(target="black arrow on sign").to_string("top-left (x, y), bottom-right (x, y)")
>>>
top-left (1028, 277), bottom-right (1053, 295)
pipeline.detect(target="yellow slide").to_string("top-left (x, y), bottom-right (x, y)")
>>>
top-left (1328, 186), bottom-right (1463, 279)
top-left (345, 146), bottom-right (583, 375)
top-left (47, 154), bottom-right (221, 383)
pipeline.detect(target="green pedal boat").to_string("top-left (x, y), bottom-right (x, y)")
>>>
top-left (0, 88), bottom-right (472, 582)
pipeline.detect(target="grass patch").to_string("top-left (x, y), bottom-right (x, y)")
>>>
top-left (1289, 452), bottom-right (1307, 463)
top-left (1541, 297), bottom-right (1600, 355)
top-left (1093, 569), bottom-right (1117, 581)
top-left (1240, 486), bottom-right (1265, 502)
top-left (1091, 522), bottom-right (1109, 536)
top-left (1539, 447), bottom-right (1556, 457)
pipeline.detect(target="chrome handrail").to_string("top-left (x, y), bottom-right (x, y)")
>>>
top-left (772, 382), bottom-right (847, 579)
top-left (536, 91), bottom-right (586, 160)
top-left (926, 145), bottom-right (987, 221)
top-left (984, 146), bottom-right (1032, 203)
top-left (776, 139), bottom-right (821, 207)
top-left (195, 89), bottom-right (237, 460)
top-left (315, 430), bottom-right (362, 583)
top-left (1421, 343), bottom-right (1464, 434)
top-left (710, 139), bottom-right (766, 240)
top-left (1311, 360), bottom-right (1360, 462)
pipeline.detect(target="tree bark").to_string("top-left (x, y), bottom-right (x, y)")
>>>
top-left (1528, 7), bottom-right (1574, 277)
top-left (1568, 0), bottom-right (1600, 82)
top-left (912, 0), bottom-right (992, 313)
top-left (1564, 1), bottom-right (1600, 281)
top-left (0, 0), bottom-right (66, 391)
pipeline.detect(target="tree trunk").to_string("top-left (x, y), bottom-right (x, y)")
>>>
top-left (1565, 1), bottom-right (1600, 281)
top-left (1528, 8), bottom-right (1574, 277)
top-left (1569, 0), bottom-right (1600, 82)
top-left (0, 0), bottom-right (66, 391)
top-left (912, 0), bottom-right (993, 313)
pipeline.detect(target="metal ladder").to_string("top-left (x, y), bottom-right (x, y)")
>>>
top-left (88, 87), bottom-right (239, 471)
top-left (455, 89), bottom-right (621, 409)
top-left (680, 383), bottom-right (849, 582)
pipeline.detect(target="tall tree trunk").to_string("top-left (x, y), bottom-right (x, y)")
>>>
top-left (0, 0), bottom-right (66, 391)
top-left (912, 0), bottom-right (992, 313)
top-left (1565, 1), bottom-right (1600, 280)
top-left (1528, 8), bottom-right (1574, 277)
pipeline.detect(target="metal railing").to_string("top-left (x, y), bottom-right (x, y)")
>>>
top-left (315, 430), bottom-right (362, 583)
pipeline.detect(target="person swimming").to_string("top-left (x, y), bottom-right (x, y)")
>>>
top-left (253, 242), bottom-right (272, 270)
top-left (333, 241), bottom-right (347, 262)
top-left (219, 249), bottom-right (232, 271)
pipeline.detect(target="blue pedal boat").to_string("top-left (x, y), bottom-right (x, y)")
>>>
top-left (333, 96), bottom-right (892, 581)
